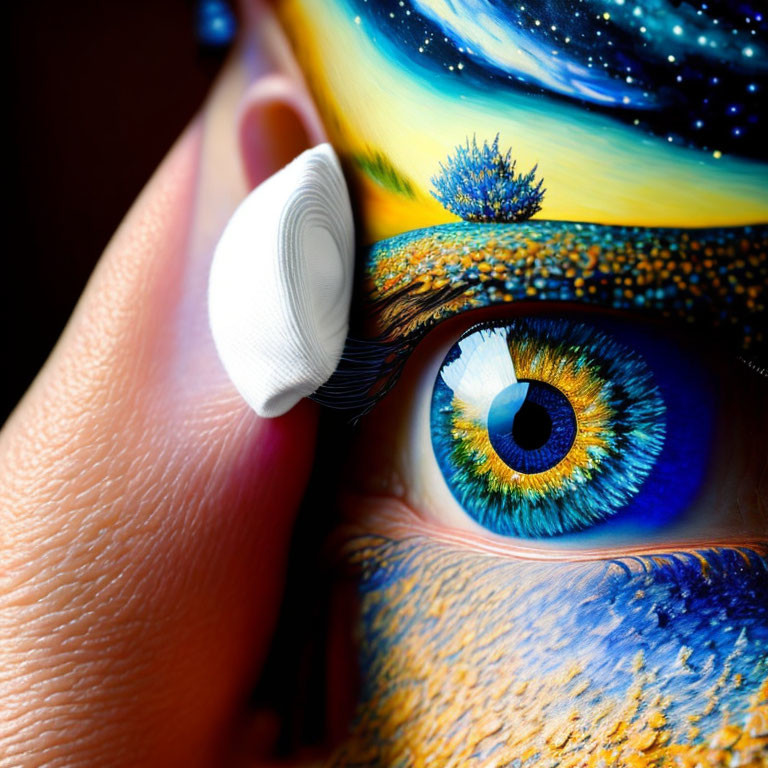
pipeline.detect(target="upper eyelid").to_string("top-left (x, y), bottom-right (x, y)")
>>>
top-left (363, 222), bottom-right (763, 347)
top-left (311, 222), bottom-right (766, 418)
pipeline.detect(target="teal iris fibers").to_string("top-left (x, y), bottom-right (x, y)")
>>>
top-left (431, 317), bottom-right (713, 538)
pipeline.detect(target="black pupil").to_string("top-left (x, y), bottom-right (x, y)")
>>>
top-left (512, 399), bottom-right (552, 451)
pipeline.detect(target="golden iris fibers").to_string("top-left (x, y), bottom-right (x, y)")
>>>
top-left (430, 317), bottom-right (669, 538)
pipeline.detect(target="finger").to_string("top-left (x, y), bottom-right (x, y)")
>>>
top-left (0, 19), bottom-right (323, 768)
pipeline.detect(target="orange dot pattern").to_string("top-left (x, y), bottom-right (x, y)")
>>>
top-left (368, 222), bottom-right (766, 348)
top-left (329, 539), bottom-right (768, 767)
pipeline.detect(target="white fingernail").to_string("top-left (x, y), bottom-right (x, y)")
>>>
top-left (208, 143), bottom-right (355, 417)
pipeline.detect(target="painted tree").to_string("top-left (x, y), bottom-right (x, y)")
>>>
top-left (431, 134), bottom-right (545, 223)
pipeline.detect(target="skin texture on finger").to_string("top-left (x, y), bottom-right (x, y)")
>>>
top-left (0, 18), bottom-right (319, 768)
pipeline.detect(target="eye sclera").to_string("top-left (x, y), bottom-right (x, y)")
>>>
top-left (354, 305), bottom-right (767, 555)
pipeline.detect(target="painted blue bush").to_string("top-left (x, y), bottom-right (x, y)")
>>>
top-left (431, 135), bottom-right (545, 223)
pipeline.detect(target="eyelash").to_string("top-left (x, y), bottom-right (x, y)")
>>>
top-left (311, 309), bottom-right (763, 422)
top-left (311, 222), bottom-right (767, 418)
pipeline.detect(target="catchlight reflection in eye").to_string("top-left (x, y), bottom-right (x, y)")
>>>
top-left (430, 317), bottom-right (712, 539)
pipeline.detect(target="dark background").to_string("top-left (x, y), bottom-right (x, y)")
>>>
top-left (6, 1), bottom-right (227, 423)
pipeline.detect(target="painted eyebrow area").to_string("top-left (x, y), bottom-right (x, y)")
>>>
top-left (312, 220), bottom-right (767, 416)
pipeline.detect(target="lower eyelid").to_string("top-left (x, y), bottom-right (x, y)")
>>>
top-left (338, 488), bottom-right (767, 562)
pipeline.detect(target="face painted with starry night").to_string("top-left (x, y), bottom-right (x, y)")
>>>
top-left (275, 1), bottom-right (768, 764)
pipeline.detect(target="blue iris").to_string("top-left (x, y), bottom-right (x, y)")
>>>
top-left (487, 380), bottom-right (576, 474)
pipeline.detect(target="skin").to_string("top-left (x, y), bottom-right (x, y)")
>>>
top-left (0, 8), bottom-right (321, 765)
top-left (1, 2), bottom-right (765, 767)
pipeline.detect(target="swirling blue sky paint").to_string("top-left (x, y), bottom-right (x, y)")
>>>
top-left (349, 0), bottom-right (767, 160)
top-left (410, 0), bottom-right (658, 106)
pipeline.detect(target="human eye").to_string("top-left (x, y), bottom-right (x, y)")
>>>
top-left (277, 0), bottom-right (768, 553)
top-left (343, 305), bottom-right (767, 554)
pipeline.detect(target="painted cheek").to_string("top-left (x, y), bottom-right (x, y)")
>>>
top-left (331, 538), bottom-right (768, 767)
